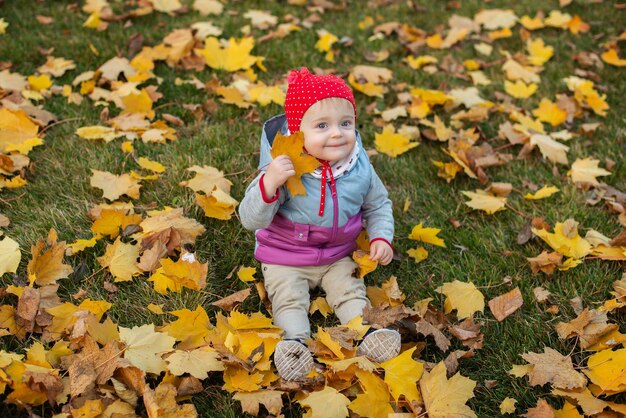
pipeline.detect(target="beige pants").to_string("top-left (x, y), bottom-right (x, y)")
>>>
top-left (261, 256), bottom-right (368, 340)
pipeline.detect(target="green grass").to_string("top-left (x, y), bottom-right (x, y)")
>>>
top-left (1, 0), bottom-right (625, 416)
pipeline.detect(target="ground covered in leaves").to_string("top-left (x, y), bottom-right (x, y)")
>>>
top-left (0, 0), bottom-right (625, 417)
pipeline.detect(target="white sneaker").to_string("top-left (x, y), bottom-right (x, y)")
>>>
top-left (356, 329), bottom-right (401, 363)
top-left (274, 340), bottom-right (314, 381)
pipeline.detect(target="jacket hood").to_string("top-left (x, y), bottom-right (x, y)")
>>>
top-left (257, 113), bottom-right (363, 171)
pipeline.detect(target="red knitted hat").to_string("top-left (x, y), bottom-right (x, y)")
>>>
top-left (284, 67), bottom-right (356, 133)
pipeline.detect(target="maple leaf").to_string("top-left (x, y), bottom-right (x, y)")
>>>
top-left (309, 296), bottom-right (333, 317)
top-left (556, 308), bottom-right (618, 350)
top-left (160, 306), bottom-right (211, 349)
top-left (505, 80), bottom-right (538, 99)
top-left (166, 346), bottom-right (224, 378)
top-left (374, 125), bottom-right (419, 157)
top-left (527, 251), bottom-right (563, 275)
top-left (500, 397), bottom-right (517, 414)
top-left (143, 382), bottom-right (197, 418)
top-left (91, 207), bottom-right (142, 239)
top-left (352, 250), bottom-right (377, 278)
top-left (90, 170), bottom-right (141, 201)
top-left (568, 158), bottom-right (611, 185)
top-left (135, 208), bottom-right (205, 245)
top-left (63, 336), bottom-right (121, 397)
top-left (0, 236), bottom-right (21, 276)
top-left (137, 157), bottom-right (165, 174)
top-left (181, 165), bottom-right (232, 195)
top-left (436, 280), bottom-right (485, 319)
top-left (316, 31), bottom-right (338, 62)
top-left (196, 37), bottom-right (262, 72)
top-left (527, 38), bottom-right (554, 66)
top-left (45, 299), bottom-right (111, 340)
top-left (270, 131), bottom-right (320, 196)
top-left (97, 238), bottom-right (140, 282)
top-left (461, 189), bottom-right (507, 215)
top-left (299, 385), bottom-right (350, 418)
top-left (521, 347), bottom-right (587, 389)
top-left (531, 219), bottom-right (592, 259)
top-left (407, 246), bottom-right (429, 263)
top-left (420, 362), bottom-right (477, 418)
top-left (0, 108), bottom-right (40, 153)
top-left (488, 287), bottom-right (523, 322)
top-left (193, 0), bottom-right (224, 16)
top-left (348, 369), bottom-right (394, 417)
top-left (195, 190), bottom-right (239, 220)
top-left (408, 223), bottom-right (446, 247)
top-left (381, 346), bottom-right (423, 401)
top-left (237, 266), bottom-right (256, 282)
top-left (474, 9), bottom-right (518, 30)
top-left (76, 126), bottom-right (121, 143)
top-left (523, 399), bottom-right (556, 417)
top-left (602, 49), bottom-right (626, 67)
top-left (532, 99), bottom-right (567, 127)
top-left (530, 134), bottom-right (569, 165)
top-left (119, 324), bottom-right (175, 374)
top-left (525, 185), bottom-right (560, 200)
top-left (233, 390), bottom-right (284, 416)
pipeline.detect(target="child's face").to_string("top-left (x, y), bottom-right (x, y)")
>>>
top-left (300, 98), bottom-right (356, 162)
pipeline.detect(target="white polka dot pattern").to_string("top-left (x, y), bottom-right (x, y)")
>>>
top-left (285, 67), bottom-right (356, 133)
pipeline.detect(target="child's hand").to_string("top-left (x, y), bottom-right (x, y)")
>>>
top-left (369, 241), bottom-right (393, 265)
top-left (264, 155), bottom-right (295, 197)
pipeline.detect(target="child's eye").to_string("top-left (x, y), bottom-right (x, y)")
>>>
top-left (341, 120), bottom-right (352, 127)
top-left (317, 122), bottom-right (327, 129)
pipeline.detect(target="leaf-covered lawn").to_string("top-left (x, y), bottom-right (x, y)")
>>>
top-left (0, 0), bottom-right (624, 417)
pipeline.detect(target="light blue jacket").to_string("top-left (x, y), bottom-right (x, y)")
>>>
top-left (238, 114), bottom-right (394, 266)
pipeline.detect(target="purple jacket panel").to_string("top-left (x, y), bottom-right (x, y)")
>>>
top-left (255, 212), bottom-right (362, 266)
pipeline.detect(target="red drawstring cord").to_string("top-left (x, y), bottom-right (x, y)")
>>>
top-left (318, 160), bottom-right (336, 216)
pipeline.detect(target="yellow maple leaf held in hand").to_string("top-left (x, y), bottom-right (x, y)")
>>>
top-left (270, 131), bottom-right (320, 196)
top-left (436, 280), bottom-right (485, 319)
top-left (352, 250), bottom-right (378, 278)
top-left (374, 125), bottom-right (419, 157)
top-left (420, 362), bottom-right (477, 418)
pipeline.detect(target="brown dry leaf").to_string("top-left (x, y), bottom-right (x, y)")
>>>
top-left (527, 251), bottom-right (563, 275)
top-left (555, 308), bottom-right (617, 349)
top-left (362, 304), bottom-right (417, 329)
top-left (488, 287), bottom-right (523, 321)
top-left (143, 382), bottom-right (197, 418)
top-left (62, 336), bottom-right (122, 397)
top-left (212, 288), bottom-right (252, 311)
top-left (523, 399), bottom-right (556, 417)
top-left (533, 287), bottom-right (552, 303)
top-left (521, 347), bottom-right (587, 389)
top-left (414, 319), bottom-right (451, 352)
top-left (16, 287), bottom-right (40, 333)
